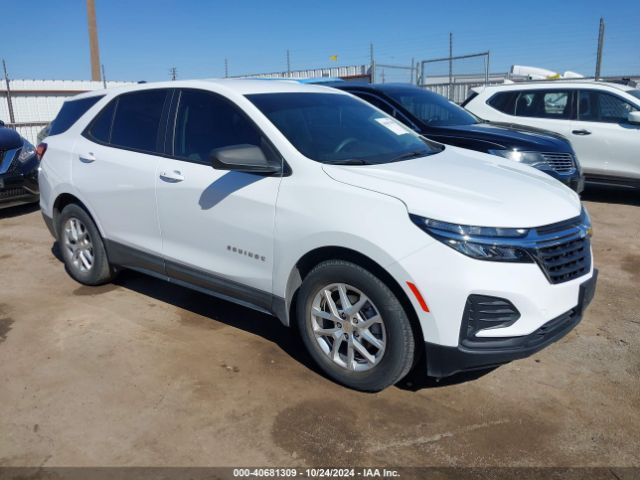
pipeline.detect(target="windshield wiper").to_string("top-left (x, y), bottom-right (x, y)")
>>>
top-left (391, 150), bottom-right (430, 162)
top-left (323, 159), bottom-right (370, 165)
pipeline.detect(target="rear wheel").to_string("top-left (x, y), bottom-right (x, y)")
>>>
top-left (297, 260), bottom-right (415, 391)
top-left (58, 204), bottom-right (114, 286)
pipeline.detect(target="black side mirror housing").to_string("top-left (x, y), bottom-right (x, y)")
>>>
top-left (210, 144), bottom-right (281, 174)
top-left (0, 120), bottom-right (5, 127)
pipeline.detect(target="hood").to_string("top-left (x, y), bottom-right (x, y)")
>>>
top-left (322, 146), bottom-right (581, 228)
top-left (0, 127), bottom-right (23, 150)
top-left (425, 122), bottom-right (573, 153)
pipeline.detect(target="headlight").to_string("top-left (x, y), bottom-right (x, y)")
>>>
top-left (488, 149), bottom-right (548, 168)
top-left (17, 140), bottom-right (36, 163)
top-left (410, 215), bottom-right (533, 262)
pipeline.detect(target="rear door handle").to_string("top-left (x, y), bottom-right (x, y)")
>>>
top-left (79, 152), bottom-right (96, 163)
top-left (572, 129), bottom-right (592, 136)
top-left (159, 170), bottom-right (184, 182)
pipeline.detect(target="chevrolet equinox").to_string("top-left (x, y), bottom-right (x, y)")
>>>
top-left (39, 80), bottom-right (597, 391)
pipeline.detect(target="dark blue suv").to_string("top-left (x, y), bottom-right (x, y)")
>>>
top-left (0, 121), bottom-right (40, 209)
top-left (331, 83), bottom-right (584, 193)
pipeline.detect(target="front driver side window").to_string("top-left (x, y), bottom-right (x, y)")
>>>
top-left (578, 90), bottom-right (638, 123)
top-left (173, 89), bottom-right (264, 163)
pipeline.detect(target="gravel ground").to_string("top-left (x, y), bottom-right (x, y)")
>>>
top-left (0, 186), bottom-right (638, 469)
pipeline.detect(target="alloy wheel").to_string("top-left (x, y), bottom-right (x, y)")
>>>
top-left (310, 283), bottom-right (386, 371)
top-left (63, 217), bottom-right (94, 273)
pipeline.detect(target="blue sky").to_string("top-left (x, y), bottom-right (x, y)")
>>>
top-left (2, 0), bottom-right (639, 81)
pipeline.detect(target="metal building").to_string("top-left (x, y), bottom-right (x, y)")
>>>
top-left (1, 79), bottom-right (134, 143)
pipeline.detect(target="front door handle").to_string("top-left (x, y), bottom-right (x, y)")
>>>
top-left (79, 152), bottom-right (96, 163)
top-left (159, 170), bottom-right (184, 182)
top-left (572, 129), bottom-right (592, 136)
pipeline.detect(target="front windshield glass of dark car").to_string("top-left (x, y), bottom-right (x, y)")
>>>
top-left (246, 92), bottom-right (440, 164)
top-left (385, 88), bottom-right (478, 127)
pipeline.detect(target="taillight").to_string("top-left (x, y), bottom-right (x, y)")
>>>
top-left (36, 142), bottom-right (48, 161)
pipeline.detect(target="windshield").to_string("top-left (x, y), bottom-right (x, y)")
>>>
top-left (246, 93), bottom-right (441, 164)
top-left (628, 89), bottom-right (640, 101)
top-left (384, 88), bottom-right (478, 127)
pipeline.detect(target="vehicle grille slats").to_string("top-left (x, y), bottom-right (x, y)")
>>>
top-left (0, 187), bottom-right (29, 200)
top-left (531, 219), bottom-right (590, 284)
top-left (540, 152), bottom-right (576, 174)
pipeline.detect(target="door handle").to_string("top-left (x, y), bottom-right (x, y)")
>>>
top-left (572, 129), bottom-right (592, 136)
top-left (159, 170), bottom-right (184, 182)
top-left (79, 152), bottom-right (96, 163)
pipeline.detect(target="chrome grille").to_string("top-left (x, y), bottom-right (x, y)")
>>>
top-left (541, 153), bottom-right (576, 174)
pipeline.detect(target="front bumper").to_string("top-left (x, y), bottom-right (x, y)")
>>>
top-left (0, 155), bottom-right (39, 209)
top-left (425, 270), bottom-right (597, 377)
top-left (541, 168), bottom-right (585, 194)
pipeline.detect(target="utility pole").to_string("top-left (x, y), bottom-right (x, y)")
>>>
top-left (101, 64), bottom-right (107, 88)
top-left (595, 17), bottom-right (605, 80)
top-left (286, 50), bottom-right (291, 77)
top-left (224, 58), bottom-right (228, 78)
top-left (448, 32), bottom-right (453, 100)
top-left (86, 0), bottom-right (102, 81)
top-left (2, 59), bottom-right (15, 124)
top-left (169, 67), bottom-right (177, 81)
top-left (370, 42), bottom-right (375, 83)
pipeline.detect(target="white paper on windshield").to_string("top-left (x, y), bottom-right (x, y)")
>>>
top-left (374, 117), bottom-right (409, 135)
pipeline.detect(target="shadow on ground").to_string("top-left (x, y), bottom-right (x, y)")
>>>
top-left (112, 269), bottom-right (323, 377)
top-left (582, 185), bottom-right (640, 206)
top-left (0, 202), bottom-right (39, 219)
top-left (49, 241), bottom-right (494, 392)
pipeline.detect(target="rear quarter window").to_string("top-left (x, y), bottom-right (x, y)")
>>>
top-left (487, 91), bottom-right (518, 114)
top-left (49, 95), bottom-right (104, 136)
top-left (109, 89), bottom-right (169, 154)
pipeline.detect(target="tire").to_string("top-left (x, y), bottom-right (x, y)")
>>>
top-left (57, 203), bottom-right (114, 286)
top-left (296, 260), bottom-right (415, 392)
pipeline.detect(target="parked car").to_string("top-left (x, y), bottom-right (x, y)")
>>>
top-left (0, 121), bottom-right (40, 209)
top-left (464, 81), bottom-right (640, 189)
top-left (39, 80), bottom-right (597, 391)
top-left (329, 82), bottom-right (584, 192)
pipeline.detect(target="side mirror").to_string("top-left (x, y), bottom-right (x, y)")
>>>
top-left (0, 120), bottom-right (5, 127)
top-left (627, 111), bottom-right (640, 125)
top-left (210, 144), bottom-right (280, 174)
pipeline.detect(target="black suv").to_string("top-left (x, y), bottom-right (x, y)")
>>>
top-left (0, 121), bottom-right (40, 209)
top-left (331, 83), bottom-right (584, 192)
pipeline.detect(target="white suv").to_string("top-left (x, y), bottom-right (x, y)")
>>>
top-left (38, 80), bottom-right (597, 391)
top-left (464, 81), bottom-right (640, 189)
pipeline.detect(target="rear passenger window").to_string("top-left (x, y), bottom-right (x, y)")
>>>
top-left (173, 89), bottom-right (264, 163)
top-left (513, 90), bottom-right (573, 119)
top-left (488, 90), bottom-right (573, 120)
top-left (110, 89), bottom-right (168, 153)
top-left (49, 96), bottom-right (104, 136)
top-left (85, 99), bottom-right (116, 143)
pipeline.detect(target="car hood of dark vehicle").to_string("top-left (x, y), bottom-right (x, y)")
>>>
top-left (424, 122), bottom-right (573, 153)
top-left (0, 127), bottom-right (23, 150)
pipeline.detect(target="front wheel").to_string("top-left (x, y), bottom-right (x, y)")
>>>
top-left (296, 260), bottom-right (416, 391)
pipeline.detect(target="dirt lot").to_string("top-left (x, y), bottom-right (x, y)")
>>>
top-left (0, 187), bottom-right (639, 469)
